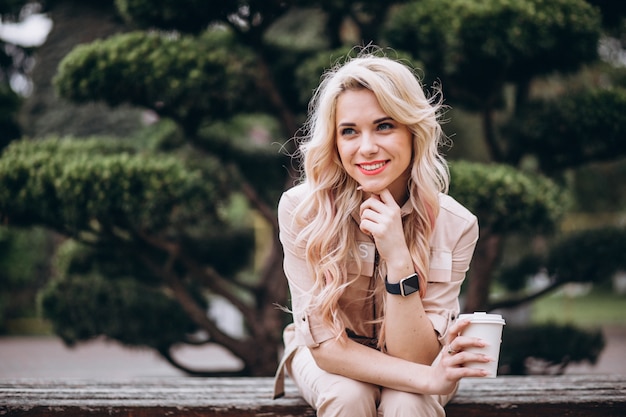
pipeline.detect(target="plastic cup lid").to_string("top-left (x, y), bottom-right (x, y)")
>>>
top-left (458, 312), bottom-right (506, 325)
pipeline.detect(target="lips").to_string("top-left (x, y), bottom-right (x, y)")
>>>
top-left (358, 160), bottom-right (388, 175)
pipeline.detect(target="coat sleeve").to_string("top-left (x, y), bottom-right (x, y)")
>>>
top-left (278, 188), bottom-right (337, 348)
top-left (422, 195), bottom-right (479, 345)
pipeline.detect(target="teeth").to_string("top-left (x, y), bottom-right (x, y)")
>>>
top-left (360, 162), bottom-right (385, 171)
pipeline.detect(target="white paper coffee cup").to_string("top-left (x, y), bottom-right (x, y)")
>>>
top-left (458, 312), bottom-right (505, 378)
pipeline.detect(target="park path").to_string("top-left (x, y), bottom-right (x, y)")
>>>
top-left (1, 325), bottom-right (625, 379)
top-left (0, 335), bottom-right (242, 379)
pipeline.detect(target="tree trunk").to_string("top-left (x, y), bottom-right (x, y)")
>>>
top-left (481, 107), bottom-right (503, 162)
top-left (464, 231), bottom-right (502, 313)
top-left (251, 233), bottom-right (289, 376)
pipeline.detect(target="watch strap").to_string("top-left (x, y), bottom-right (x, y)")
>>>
top-left (385, 273), bottom-right (420, 296)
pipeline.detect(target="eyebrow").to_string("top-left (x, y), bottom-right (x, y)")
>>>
top-left (337, 117), bottom-right (393, 127)
top-left (374, 117), bottom-right (393, 124)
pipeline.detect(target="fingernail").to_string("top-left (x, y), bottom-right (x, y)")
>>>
top-left (357, 186), bottom-right (363, 191)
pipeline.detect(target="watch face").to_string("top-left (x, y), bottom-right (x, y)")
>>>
top-left (401, 274), bottom-right (419, 296)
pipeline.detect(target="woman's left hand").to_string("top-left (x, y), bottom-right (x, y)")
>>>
top-left (433, 319), bottom-right (492, 392)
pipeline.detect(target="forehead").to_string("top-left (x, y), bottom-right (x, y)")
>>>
top-left (335, 89), bottom-right (386, 123)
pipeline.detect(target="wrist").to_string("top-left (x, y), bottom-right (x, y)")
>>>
top-left (384, 254), bottom-right (413, 283)
top-left (385, 273), bottom-right (420, 296)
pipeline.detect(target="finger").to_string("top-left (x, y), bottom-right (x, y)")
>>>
top-left (449, 335), bottom-right (488, 352)
top-left (449, 350), bottom-right (494, 367)
top-left (445, 365), bottom-right (491, 380)
top-left (359, 198), bottom-right (384, 221)
top-left (378, 188), bottom-right (399, 208)
top-left (446, 319), bottom-right (471, 345)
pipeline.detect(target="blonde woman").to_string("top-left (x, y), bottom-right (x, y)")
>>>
top-left (273, 52), bottom-right (488, 417)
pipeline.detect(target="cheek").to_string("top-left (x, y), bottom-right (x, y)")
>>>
top-left (336, 143), bottom-right (352, 166)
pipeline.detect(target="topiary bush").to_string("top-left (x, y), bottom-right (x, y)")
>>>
top-left (500, 323), bottom-right (605, 375)
top-left (384, 0), bottom-right (602, 107)
top-left (0, 137), bottom-right (226, 235)
top-left (504, 88), bottom-right (626, 171)
top-left (449, 161), bottom-right (571, 234)
top-left (54, 30), bottom-right (258, 134)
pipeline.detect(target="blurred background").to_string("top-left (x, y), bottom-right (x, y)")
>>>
top-left (0, 0), bottom-right (624, 379)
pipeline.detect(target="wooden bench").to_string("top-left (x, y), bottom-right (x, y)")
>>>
top-left (1, 374), bottom-right (624, 416)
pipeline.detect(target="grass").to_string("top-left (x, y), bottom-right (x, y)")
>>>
top-left (531, 287), bottom-right (626, 328)
top-left (4, 317), bottom-right (54, 335)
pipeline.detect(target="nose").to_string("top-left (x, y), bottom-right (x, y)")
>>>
top-left (359, 132), bottom-right (379, 155)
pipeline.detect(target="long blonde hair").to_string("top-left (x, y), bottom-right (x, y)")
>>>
top-left (293, 51), bottom-right (449, 348)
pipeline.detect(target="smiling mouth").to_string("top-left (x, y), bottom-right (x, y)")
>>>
top-left (360, 161), bottom-right (385, 171)
top-left (358, 161), bottom-right (388, 174)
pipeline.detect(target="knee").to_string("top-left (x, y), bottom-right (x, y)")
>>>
top-left (316, 378), bottom-right (379, 417)
top-left (379, 389), bottom-right (445, 417)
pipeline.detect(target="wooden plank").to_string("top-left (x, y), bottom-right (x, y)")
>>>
top-left (0, 375), bottom-right (624, 416)
top-left (0, 377), bottom-right (315, 417)
top-left (448, 374), bottom-right (626, 417)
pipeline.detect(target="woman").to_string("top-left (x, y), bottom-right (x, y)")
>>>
top-left (273, 52), bottom-right (489, 416)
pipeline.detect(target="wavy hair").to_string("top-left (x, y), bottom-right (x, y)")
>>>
top-left (292, 51), bottom-right (449, 349)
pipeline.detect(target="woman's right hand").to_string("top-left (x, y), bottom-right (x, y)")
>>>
top-left (429, 319), bottom-right (493, 394)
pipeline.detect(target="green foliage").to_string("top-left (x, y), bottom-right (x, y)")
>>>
top-left (54, 238), bottom-right (158, 286)
top-left (572, 160), bottom-right (626, 212)
top-left (196, 114), bottom-right (288, 207)
top-left (0, 137), bottom-right (227, 235)
top-left (449, 161), bottom-right (571, 234)
top-left (294, 46), bottom-right (420, 106)
top-left (0, 226), bottom-right (51, 331)
top-left (532, 288), bottom-right (626, 326)
top-left (500, 323), bottom-right (605, 375)
top-left (496, 254), bottom-right (545, 292)
top-left (54, 29), bottom-right (258, 133)
top-left (294, 46), bottom-right (358, 105)
top-left (547, 228), bottom-right (626, 284)
top-left (39, 272), bottom-right (198, 348)
top-left (498, 228), bottom-right (626, 290)
top-left (384, 0), bottom-right (602, 107)
top-left (504, 88), bottom-right (626, 172)
top-left (42, 237), bottom-right (211, 348)
top-left (114, 0), bottom-right (232, 33)
top-left (114, 0), bottom-right (292, 35)
top-left (0, 227), bottom-right (49, 287)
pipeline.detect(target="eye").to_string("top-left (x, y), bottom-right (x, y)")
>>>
top-left (377, 122), bottom-right (394, 131)
top-left (340, 127), bottom-right (357, 136)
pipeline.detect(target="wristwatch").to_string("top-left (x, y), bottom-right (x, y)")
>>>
top-left (385, 273), bottom-right (420, 297)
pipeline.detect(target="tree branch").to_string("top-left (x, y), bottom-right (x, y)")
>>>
top-left (134, 229), bottom-right (259, 335)
top-left (481, 107), bottom-right (504, 162)
top-left (156, 345), bottom-right (247, 377)
top-left (228, 164), bottom-right (279, 230)
top-left (488, 278), bottom-right (565, 311)
top-left (136, 246), bottom-right (253, 363)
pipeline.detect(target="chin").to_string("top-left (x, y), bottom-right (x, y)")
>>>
top-left (358, 185), bottom-right (384, 195)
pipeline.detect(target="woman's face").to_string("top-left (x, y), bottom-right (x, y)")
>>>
top-left (335, 88), bottom-right (413, 204)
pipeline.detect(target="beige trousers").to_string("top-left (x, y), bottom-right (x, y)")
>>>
top-left (286, 345), bottom-right (456, 417)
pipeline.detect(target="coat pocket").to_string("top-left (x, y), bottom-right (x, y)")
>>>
top-left (428, 249), bottom-right (452, 283)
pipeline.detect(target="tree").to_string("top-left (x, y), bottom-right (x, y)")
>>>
top-left (0, 226), bottom-right (52, 333)
top-left (385, 0), bottom-right (603, 161)
top-left (1, 0), bottom-right (624, 376)
top-left (448, 161), bottom-right (571, 312)
top-left (385, 0), bottom-right (626, 312)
